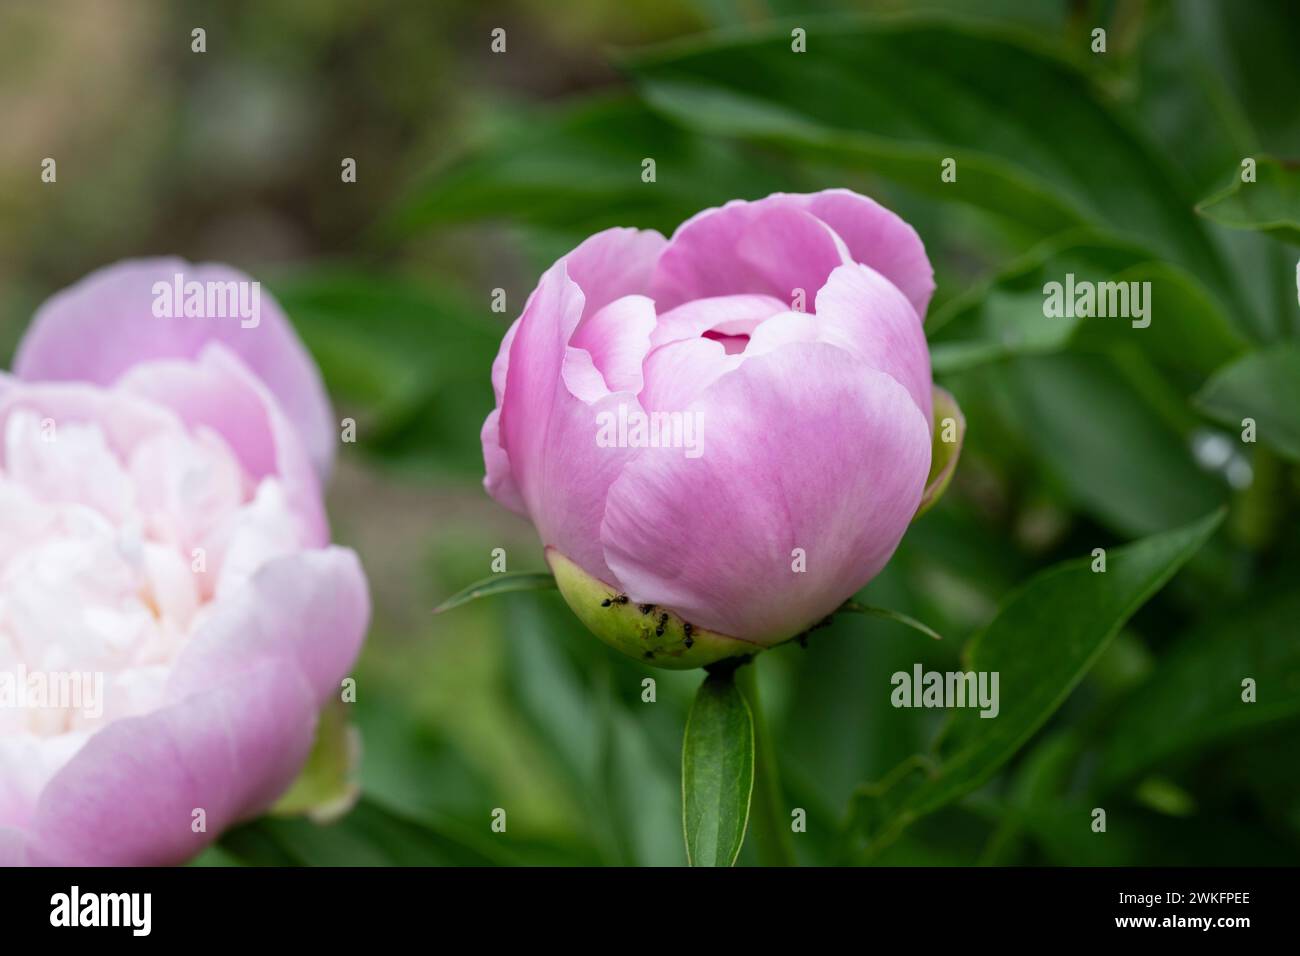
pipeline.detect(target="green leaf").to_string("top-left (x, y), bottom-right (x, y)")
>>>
top-left (1196, 158), bottom-right (1300, 245)
top-left (386, 94), bottom-right (792, 240)
top-left (220, 799), bottom-right (511, 867)
top-left (839, 601), bottom-right (943, 642)
top-left (1003, 353), bottom-right (1226, 536)
top-left (270, 270), bottom-right (502, 472)
top-left (1093, 584), bottom-right (1300, 792)
top-left (626, 16), bottom-right (1234, 295)
top-left (433, 572), bottom-right (557, 614)
top-left (847, 509), bottom-right (1224, 852)
top-left (928, 231), bottom-right (1250, 377)
top-left (682, 669), bottom-right (755, 866)
top-left (1194, 344), bottom-right (1300, 462)
top-left (600, 692), bottom-right (685, 866)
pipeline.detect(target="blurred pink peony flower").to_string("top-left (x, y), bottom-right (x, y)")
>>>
top-left (0, 259), bottom-right (368, 865)
top-left (482, 191), bottom-right (961, 668)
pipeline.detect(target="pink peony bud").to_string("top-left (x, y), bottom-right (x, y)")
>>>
top-left (481, 190), bottom-right (958, 668)
top-left (0, 259), bottom-right (369, 865)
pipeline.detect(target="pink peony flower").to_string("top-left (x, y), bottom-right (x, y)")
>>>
top-left (482, 191), bottom-right (960, 668)
top-left (0, 259), bottom-right (369, 865)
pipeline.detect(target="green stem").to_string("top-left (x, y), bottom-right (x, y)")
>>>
top-left (736, 662), bottom-right (797, 866)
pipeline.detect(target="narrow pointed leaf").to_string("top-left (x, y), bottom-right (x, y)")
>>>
top-left (433, 572), bottom-right (556, 614)
top-left (1196, 157), bottom-right (1300, 245)
top-left (848, 509), bottom-right (1224, 851)
top-left (682, 670), bottom-right (755, 866)
top-left (1194, 344), bottom-right (1300, 462)
top-left (839, 601), bottom-right (943, 642)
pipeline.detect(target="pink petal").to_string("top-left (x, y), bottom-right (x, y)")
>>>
top-left (481, 230), bottom-right (664, 519)
top-left (648, 294), bottom-right (789, 349)
top-left (731, 266), bottom-right (932, 423)
top-left (812, 263), bottom-right (933, 423)
top-left (601, 342), bottom-right (931, 644)
top-left (0, 827), bottom-right (28, 866)
top-left (570, 295), bottom-right (657, 393)
top-left (116, 343), bottom-right (328, 547)
top-left (496, 260), bottom-right (640, 582)
top-left (0, 378), bottom-right (181, 466)
top-left (791, 189), bottom-right (936, 318)
top-left (481, 409), bottom-right (525, 515)
top-left (167, 546), bottom-right (370, 705)
top-left (563, 228), bottom-right (667, 320)
top-left (650, 199), bottom-right (850, 311)
top-left (25, 657), bottom-right (319, 866)
top-left (13, 258), bottom-right (336, 482)
top-left (640, 337), bottom-right (736, 413)
top-left (22, 546), bottom-right (367, 865)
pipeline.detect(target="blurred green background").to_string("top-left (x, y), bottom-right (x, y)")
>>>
top-left (2, 0), bottom-right (1297, 866)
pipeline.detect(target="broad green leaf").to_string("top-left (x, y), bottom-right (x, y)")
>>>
top-left (626, 16), bottom-right (1235, 298)
top-left (1092, 584), bottom-right (1300, 792)
top-left (502, 599), bottom-right (602, 808)
top-left (1003, 353), bottom-right (1226, 536)
top-left (386, 94), bottom-right (792, 239)
top-left (1194, 344), bottom-right (1300, 462)
top-left (928, 231), bottom-right (1249, 376)
top-left (433, 572), bottom-right (557, 614)
top-left (1197, 158), bottom-right (1300, 245)
top-left (847, 509), bottom-right (1223, 852)
top-left (600, 696), bottom-right (684, 866)
top-left (682, 670), bottom-right (755, 866)
top-left (220, 799), bottom-right (511, 867)
top-left (271, 270), bottom-right (501, 472)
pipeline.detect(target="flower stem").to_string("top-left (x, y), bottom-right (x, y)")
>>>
top-left (736, 662), bottom-right (797, 866)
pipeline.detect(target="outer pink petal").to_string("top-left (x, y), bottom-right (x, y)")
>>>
top-left (650, 199), bottom-right (850, 311)
top-left (790, 189), bottom-right (936, 318)
top-left (0, 827), bottom-right (25, 865)
top-left (167, 546), bottom-right (369, 705)
top-left (481, 409), bottom-right (526, 515)
top-left (22, 547), bottom-right (368, 866)
top-left (13, 258), bottom-right (336, 481)
top-left (115, 343), bottom-right (328, 546)
top-left (480, 229), bottom-right (663, 519)
top-left (497, 259), bottom-right (639, 582)
top-left (24, 658), bottom-right (318, 866)
top-left (811, 263), bottom-right (933, 422)
top-left (563, 227), bottom-right (667, 320)
top-left (601, 342), bottom-right (931, 644)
